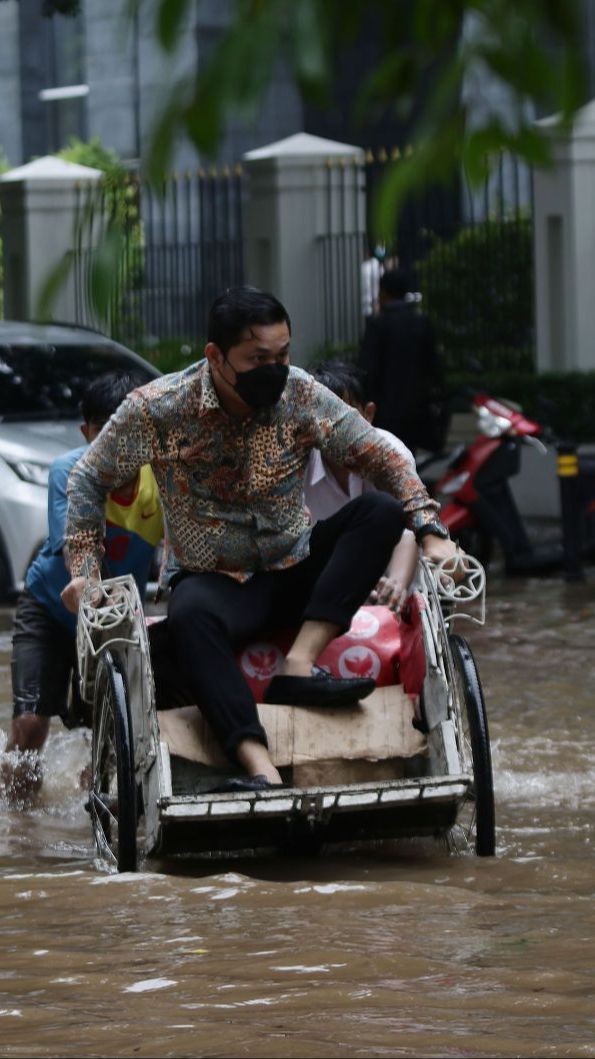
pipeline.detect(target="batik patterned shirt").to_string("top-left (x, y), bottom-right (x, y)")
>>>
top-left (65, 362), bottom-right (440, 586)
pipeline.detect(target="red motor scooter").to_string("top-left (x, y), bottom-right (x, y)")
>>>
top-left (431, 393), bottom-right (595, 575)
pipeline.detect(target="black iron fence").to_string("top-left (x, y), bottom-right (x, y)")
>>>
top-left (363, 148), bottom-right (534, 372)
top-left (67, 149), bottom-right (533, 373)
top-left (316, 158), bottom-right (367, 352)
top-left (72, 166), bottom-right (245, 348)
top-left (313, 147), bottom-right (534, 370)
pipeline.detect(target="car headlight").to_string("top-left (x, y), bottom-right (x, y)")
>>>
top-left (7, 460), bottom-right (50, 486)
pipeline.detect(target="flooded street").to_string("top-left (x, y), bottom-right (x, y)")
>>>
top-left (1, 572), bottom-right (595, 1058)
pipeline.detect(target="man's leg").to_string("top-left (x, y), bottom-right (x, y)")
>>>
top-left (166, 572), bottom-right (283, 782)
top-left (2, 592), bottom-right (74, 802)
top-left (270, 492), bottom-right (406, 685)
top-left (166, 495), bottom-right (405, 768)
top-left (7, 714), bottom-right (50, 753)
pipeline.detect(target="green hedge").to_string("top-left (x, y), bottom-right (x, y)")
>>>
top-left (141, 338), bottom-right (201, 374)
top-left (416, 218), bottom-right (534, 373)
top-left (448, 370), bottom-right (595, 444)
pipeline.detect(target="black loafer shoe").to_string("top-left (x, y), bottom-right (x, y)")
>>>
top-left (207, 774), bottom-right (287, 794)
top-left (263, 669), bottom-right (376, 708)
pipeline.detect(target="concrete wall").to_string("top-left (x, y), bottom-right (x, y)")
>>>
top-left (533, 100), bottom-right (595, 373)
top-left (0, 0), bottom-right (21, 167)
top-left (84, 5), bottom-right (144, 162)
top-left (243, 133), bottom-right (366, 363)
top-left (0, 156), bottom-right (102, 324)
top-left (1, 0), bottom-right (304, 170)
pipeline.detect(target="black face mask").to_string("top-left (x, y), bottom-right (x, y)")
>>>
top-left (229, 361), bottom-right (289, 410)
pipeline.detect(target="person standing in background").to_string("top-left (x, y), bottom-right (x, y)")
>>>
top-left (361, 245), bottom-right (384, 318)
top-left (360, 268), bottom-right (448, 456)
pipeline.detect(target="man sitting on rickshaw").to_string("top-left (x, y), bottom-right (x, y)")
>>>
top-left (61, 287), bottom-right (459, 792)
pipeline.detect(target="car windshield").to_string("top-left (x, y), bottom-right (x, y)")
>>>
top-left (0, 343), bottom-right (156, 419)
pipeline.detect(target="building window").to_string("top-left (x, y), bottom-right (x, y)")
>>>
top-left (39, 6), bottom-right (87, 151)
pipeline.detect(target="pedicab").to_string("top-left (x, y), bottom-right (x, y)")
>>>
top-left (76, 554), bottom-right (495, 873)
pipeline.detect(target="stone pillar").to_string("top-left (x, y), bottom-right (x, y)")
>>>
top-left (242, 132), bottom-right (366, 366)
top-left (0, 155), bottom-right (103, 323)
top-left (533, 100), bottom-right (595, 372)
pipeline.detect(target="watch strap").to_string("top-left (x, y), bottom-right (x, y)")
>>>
top-left (415, 521), bottom-right (450, 543)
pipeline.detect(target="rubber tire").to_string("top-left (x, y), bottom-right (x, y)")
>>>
top-left (91, 650), bottom-right (138, 872)
top-left (449, 633), bottom-right (496, 856)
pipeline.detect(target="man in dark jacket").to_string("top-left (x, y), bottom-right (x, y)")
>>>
top-left (360, 269), bottom-right (448, 455)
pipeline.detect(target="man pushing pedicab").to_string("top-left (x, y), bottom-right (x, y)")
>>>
top-left (61, 287), bottom-right (460, 792)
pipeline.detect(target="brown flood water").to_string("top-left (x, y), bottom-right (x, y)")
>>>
top-left (1, 572), bottom-right (595, 1058)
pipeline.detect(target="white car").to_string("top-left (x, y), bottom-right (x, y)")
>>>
top-left (0, 321), bottom-right (161, 600)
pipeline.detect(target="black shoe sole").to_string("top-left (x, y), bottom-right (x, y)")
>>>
top-left (206, 778), bottom-right (287, 794)
top-left (263, 686), bottom-right (375, 708)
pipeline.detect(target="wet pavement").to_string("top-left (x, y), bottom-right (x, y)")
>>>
top-left (1, 568), bottom-right (595, 1058)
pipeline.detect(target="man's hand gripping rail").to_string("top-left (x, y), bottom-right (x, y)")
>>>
top-left (420, 551), bottom-right (486, 626)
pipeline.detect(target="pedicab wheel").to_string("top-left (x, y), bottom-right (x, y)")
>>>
top-left (448, 633), bottom-right (496, 857)
top-left (89, 650), bottom-right (137, 872)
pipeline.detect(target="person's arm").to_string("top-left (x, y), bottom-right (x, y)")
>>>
top-left (46, 451), bottom-right (80, 557)
top-left (369, 530), bottom-right (419, 612)
top-left (307, 376), bottom-right (459, 566)
top-left (310, 379), bottom-right (438, 525)
top-left (61, 394), bottom-right (154, 613)
top-left (373, 427), bottom-right (416, 472)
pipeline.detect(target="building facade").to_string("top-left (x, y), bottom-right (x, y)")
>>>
top-left (0, 0), bottom-right (304, 170)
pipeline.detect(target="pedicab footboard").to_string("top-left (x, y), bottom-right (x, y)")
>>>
top-left (143, 686), bottom-right (470, 857)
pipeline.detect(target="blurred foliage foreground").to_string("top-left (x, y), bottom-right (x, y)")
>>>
top-left (32, 0), bottom-right (590, 328)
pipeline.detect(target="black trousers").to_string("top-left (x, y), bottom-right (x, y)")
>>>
top-left (11, 589), bottom-right (86, 726)
top-left (166, 493), bottom-right (406, 757)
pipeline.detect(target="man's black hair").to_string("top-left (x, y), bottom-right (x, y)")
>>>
top-left (207, 286), bottom-right (291, 354)
top-left (379, 268), bottom-right (414, 301)
top-left (80, 371), bottom-right (143, 424)
top-left (311, 359), bottom-right (369, 407)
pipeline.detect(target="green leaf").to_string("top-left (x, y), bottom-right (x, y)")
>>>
top-left (35, 252), bottom-right (74, 320)
top-left (411, 0), bottom-right (463, 47)
top-left (145, 92), bottom-right (184, 184)
top-left (462, 122), bottom-right (508, 185)
top-left (181, 5), bottom-right (284, 154)
top-left (184, 83), bottom-right (224, 156)
top-left (156, 0), bottom-right (191, 52)
top-left (372, 116), bottom-right (464, 239)
top-left (89, 223), bottom-right (126, 323)
top-left (290, 0), bottom-right (331, 103)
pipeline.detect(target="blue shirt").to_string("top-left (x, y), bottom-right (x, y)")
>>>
top-left (26, 446), bottom-right (162, 633)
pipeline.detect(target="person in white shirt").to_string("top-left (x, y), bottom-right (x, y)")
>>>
top-left (305, 360), bottom-right (419, 614)
top-left (361, 247), bottom-right (383, 317)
